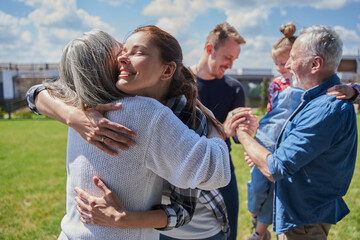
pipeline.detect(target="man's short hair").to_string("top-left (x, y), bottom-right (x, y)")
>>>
top-left (206, 22), bottom-right (246, 50)
top-left (299, 25), bottom-right (343, 71)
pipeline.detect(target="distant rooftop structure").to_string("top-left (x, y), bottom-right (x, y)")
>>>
top-left (337, 55), bottom-right (360, 82)
top-left (0, 63), bottom-right (59, 101)
top-left (226, 68), bottom-right (274, 108)
top-left (226, 68), bottom-right (273, 76)
top-left (0, 62), bottom-right (59, 71)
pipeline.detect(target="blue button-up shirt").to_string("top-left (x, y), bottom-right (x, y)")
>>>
top-left (267, 74), bottom-right (358, 234)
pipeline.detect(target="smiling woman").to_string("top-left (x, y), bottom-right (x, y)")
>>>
top-left (116, 30), bottom-right (173, 102)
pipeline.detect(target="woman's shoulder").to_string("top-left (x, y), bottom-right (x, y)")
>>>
top-left (113, 96), bottom-right (166, 110)
top-left (106, 96), bottom-right (175, 131)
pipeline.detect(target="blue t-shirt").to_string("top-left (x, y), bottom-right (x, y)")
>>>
top-left (267, 74), bottom-right (357, 234)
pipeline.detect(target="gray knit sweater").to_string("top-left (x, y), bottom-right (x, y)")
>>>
top-left (58, 96), bottom-right (230, 240)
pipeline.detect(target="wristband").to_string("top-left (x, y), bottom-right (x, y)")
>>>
top-left (349, 83), bottom-right (360, 102)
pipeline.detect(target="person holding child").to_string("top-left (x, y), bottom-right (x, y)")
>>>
top-left (238, 25), bottom-right (357, 240)
top-left (247, 22), bottom-right (299, 240)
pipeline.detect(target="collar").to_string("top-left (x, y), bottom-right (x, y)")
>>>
top-left (301, 74), bottom-right (340, 102)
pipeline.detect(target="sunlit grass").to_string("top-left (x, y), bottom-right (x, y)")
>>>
top-left (0, 119), bottom-right (67, 239)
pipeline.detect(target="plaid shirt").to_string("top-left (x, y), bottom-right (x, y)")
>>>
top-left (154, 95), bottom-right (230, 237)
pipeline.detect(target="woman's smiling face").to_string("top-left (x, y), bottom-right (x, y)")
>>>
top-left (115, 31), bottom-right (169, 100)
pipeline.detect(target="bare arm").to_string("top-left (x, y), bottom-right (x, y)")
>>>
top-left (34, 89), bottom-right (136, 155)
top-left (35, 89), bottom-right (78, 125)
top-left (326, 84), bottom-right (358, 100)
top-left (75, 176), bottom-right (168, 229)
top-left (236, 130), bottom-right (275, 182)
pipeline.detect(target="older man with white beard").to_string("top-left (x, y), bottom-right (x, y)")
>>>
top-left (234, 25), bottom-right (357, 240)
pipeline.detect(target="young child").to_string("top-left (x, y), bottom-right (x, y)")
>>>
top-left (246, 22), bottom-right (298, 240)
top-left (246, 23), bottom-right (359, 240)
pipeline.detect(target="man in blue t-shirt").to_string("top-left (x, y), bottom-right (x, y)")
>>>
top-left (235, 25), bottom-right (357, 240)
top-left (189, 22), bottom-right (247, 240)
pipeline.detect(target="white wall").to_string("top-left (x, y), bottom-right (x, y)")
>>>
top-left (1, 70), bottom-right (17, 99)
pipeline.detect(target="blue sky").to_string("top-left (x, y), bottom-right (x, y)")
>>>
top-left (1, 0), bottom-right (360, 73)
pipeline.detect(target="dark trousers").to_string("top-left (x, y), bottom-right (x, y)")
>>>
top-left (219, 160), bottom-right (239, 240)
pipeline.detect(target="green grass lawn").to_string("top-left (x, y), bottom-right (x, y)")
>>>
top-left (0, 118), bottom-right (359, 239)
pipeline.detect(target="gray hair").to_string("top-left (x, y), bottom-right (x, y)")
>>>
top-left (298, 25), bottom-right (343, 72)
top-left (44, 29), bottom-right (127, 109)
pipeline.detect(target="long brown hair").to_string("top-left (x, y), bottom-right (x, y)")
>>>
top-left (132, 25), bottom-right (225, 138)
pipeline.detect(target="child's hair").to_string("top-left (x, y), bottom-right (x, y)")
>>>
top-left (271, 23), bottom-right (297, 55)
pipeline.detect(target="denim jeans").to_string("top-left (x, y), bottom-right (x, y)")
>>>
top-left (160, 231), bottom-right (226, 240)
top-left (247, 166), bottom-right (274, 225)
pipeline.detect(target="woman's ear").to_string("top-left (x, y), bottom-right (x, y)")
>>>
top-left (161, 61), bottom-right (177, 81)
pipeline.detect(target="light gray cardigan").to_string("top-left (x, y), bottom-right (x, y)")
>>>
top-left (58, 96), bottom-right (230, 240)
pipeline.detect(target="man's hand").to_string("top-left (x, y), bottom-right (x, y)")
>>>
top-left (236, 114), bottom-right (259, 136)
top-left (68, 102), bottom-right (136, 156)
top-left (224, 107), bottom-right (259, 138)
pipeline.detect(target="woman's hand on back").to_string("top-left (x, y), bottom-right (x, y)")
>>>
top-left (74, 176), bottom-right (130, 229)
top-left (69, 102), bottom-right (137, 156)
top-left (75, 176), bottom-right (169, 229)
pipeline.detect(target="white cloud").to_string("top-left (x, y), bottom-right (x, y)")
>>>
top-left (143, 0), bottom-right (359, 39)
top-left (333, 26), bottom-right (360, 55)
top-left (143, 0), bottom-right (188, 17)
top-left (155, 16), bottom-right (191, 36)
top-left (21, 31), bottom-right (32, 43)
top-left (76, 9), bottom-right (115, 32)
top-left (225, 6), bottom-right (272, 34)
top-left (1, 0), bottom-right (115, 62)
top-left (0, 10), bottom-right (29, 44)
top-left (27, 0), bottom-right (114, 32)
top-left (142, 0), bottom-right (359, 70)
top-left (236, 35), bottom-right (278, 71)
top-left (273, 0), bottom-right (352, 10)
top-left (334, 25), bottom-right (360, 44)
top-left (142, 0), bottom-right (209, 36)
top-left (97, 0), bottom-right (135, 6)
top-left (3, 0), bottom-right (359, 66)
top-left (182, 32), bottom-right (205, 66)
